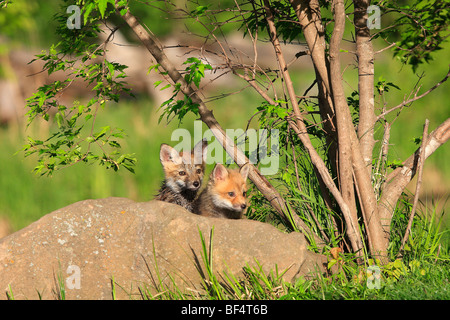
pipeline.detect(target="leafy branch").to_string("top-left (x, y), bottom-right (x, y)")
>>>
top-left (157, 57), bottom-right (212, 124)
top-left (22, 0), bottom-right (136, 175)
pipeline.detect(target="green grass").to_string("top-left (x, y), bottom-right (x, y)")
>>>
top-left (107, 222), bottom-right (449, 300)
top-left (381, 262), bottom-right (450, 300)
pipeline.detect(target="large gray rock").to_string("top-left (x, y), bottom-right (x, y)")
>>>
top-left (0, 198), bottom-right (326, 300)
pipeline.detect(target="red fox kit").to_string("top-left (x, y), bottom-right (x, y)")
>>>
top-left (193, 163), bottom-right (250, 219)
top-left (155, 139), bottom-right (208, 212)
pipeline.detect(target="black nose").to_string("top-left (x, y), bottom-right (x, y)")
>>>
top-left (241, 204), bottom-right (247, 209)
top-left (193, 181), bottom-right (199, 187)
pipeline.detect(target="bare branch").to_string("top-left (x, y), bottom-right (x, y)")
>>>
top-left (379, 118), bottom-right (450, 235)
top-left (376, 67), bottom-right (450, 121)
top-left (233, 70), bottom-right (276, 105)
top-left (398, 119), bottom-right (429, 256)
top-left (374, 42), bottom-right (396, 55)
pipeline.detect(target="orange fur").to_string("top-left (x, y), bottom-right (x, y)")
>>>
top-left (193, 163), bottom-right (250, 219)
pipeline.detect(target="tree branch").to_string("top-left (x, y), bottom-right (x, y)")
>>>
top-left (379, 118), bottom-right (450, 235)
top-left (289, 0), bottom-right (338, 179)
top-left (329, 0), bottom-right (363, 255)
top-left (289, 0), bottom-right (330, 93)
top-left (376, 67), bottom-right (450, 121)
top-left (398, 119), bottom-right (429, 256)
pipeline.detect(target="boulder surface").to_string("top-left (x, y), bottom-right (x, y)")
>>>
top-left (0, 197), bottom-right (326, 299)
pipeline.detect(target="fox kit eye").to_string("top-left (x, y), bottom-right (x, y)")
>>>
top-left (243, 191), bottom-right (246, 197)
top-left (179, 171), bottom-right (186, 176)
top-left (196, 169), bottom-right (202, 174)
top-left (228, 192), bottom-right (235, 197)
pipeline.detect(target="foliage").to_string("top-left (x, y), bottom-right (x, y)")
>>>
top-left (198, 227), bottom-right (224, 299)
top-left (22, 0), bottom-right (136, 175)
top-left (378, 0), bottom-right (450, 73)
top-left (156, 57), bottom-right (212, 124)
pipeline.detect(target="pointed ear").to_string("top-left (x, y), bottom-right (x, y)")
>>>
top-left (240, 163), bottom-right (250, 181)
top-left (160, 144), bottom-right (182, 164)
top-left (212, 163), bottom-right (228, 181)
top-left (193, 138), bottom-right (208, 164)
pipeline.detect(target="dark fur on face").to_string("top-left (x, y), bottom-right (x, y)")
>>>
top-left (155, 139), bottom-right (207, 212)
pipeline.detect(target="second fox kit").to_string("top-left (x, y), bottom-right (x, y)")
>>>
top-left (155, 139), bottom-right (207, 212)
top-left (193, 163), bottom-right (250, 219)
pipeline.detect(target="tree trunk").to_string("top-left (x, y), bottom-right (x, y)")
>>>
top-left (354, 0), bottom-right (376, 172)
top-left (329, 0), bottom-right (363, 255)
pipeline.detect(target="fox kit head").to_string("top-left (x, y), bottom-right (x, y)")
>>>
top-left (160, 139), bottom-right (208, 193)
top-left (209, 163), bottom-right (250, 214)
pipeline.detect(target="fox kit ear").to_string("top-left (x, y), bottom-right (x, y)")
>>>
top-left (212, 163), bottom-right (228, 181)
top-left (240, 163), bottom-right (250, 181)
top-left (160, 144), bottom-right (182, 165)
top-left (193, 138), bottom-right (208, 164)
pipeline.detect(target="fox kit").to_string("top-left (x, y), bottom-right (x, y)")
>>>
top-left (193, 163), bottom-right (250, 219)
top-left (155, 139), bottom-right (208, 212)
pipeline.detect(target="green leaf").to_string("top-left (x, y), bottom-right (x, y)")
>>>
top-left (115, 0), bottom-right (129, 15)
top-left (108, 140), bottom-right (121, 148)
top-left (184, 57), bottom-right (201, 65)
top-left (98, 0), bottom-right (108, 19)
top-left (147, 63), bottom-right (160, 74)
top-left (94, 126), bottom-right (110, 140)
top-left (393, 259), bottom-right (403, 269)
top-left (160, 84), bottom-right (171, 91)
top-left (55, 112), bottom-right (64, 129)
top-left (105, 60), bottom-right (114, 75)
top-left (192, 5), bottom-right (209, 17)
top-left (327, 259), bottom-right (338, 269)
top-left (83, 2), bottom-right (95, 25)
